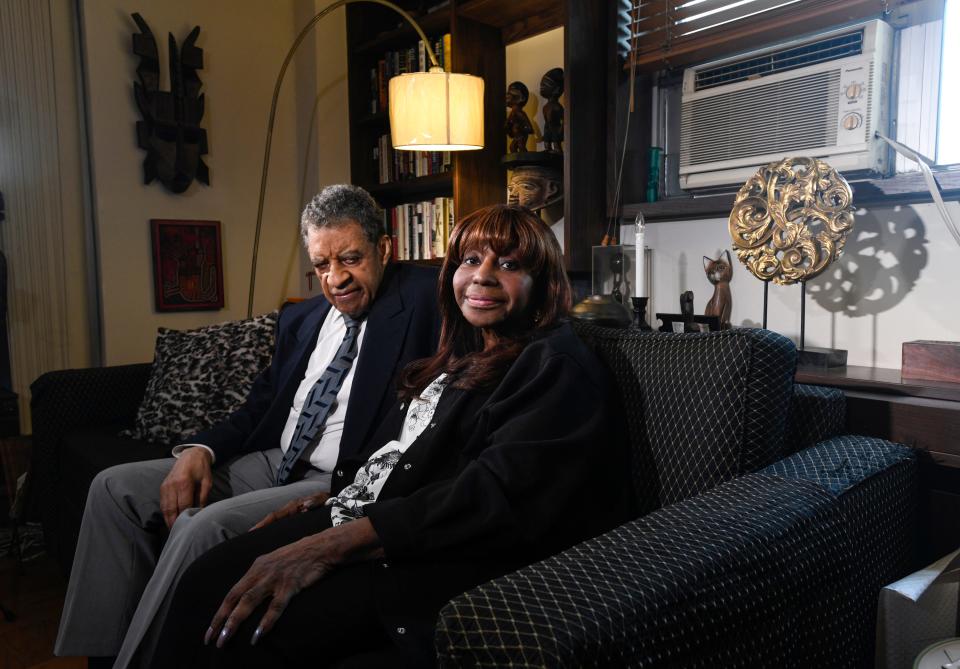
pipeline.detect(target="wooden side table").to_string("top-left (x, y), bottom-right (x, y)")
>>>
top-left (796, 365), bottom-right (960, 561)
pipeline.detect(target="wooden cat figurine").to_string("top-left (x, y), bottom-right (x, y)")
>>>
top-left (704, 250), bottom-right (733, 329)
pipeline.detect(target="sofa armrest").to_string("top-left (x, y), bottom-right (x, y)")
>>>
top-left (763, 435), bottom-right (918, 666)
top-left (437, 472), bottom-right (845, 668)
top-left (30, 363), bottom-right (152, 434)
top-left (28, 363), bottom-right (151, 562)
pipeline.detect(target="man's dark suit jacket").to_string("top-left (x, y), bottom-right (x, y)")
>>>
top-left (188, 263), bottom-right (441, 466)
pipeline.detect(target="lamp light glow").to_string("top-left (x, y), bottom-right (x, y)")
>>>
top-left (389, 67), bottom-right (484, 151)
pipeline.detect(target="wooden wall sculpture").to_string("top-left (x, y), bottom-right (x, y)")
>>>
top-left (131, 13), bottom-right (210, 194)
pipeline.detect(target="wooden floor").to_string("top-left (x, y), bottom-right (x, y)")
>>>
top-left (0, 552), bottom-right (85, 669)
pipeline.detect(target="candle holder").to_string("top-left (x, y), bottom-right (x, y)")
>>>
top-left (631, 296), bottom-right (652, 330)
top-left (591, 244), bottom-right (636, 304)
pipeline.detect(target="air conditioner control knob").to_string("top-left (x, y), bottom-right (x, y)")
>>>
top-left (841, 113), bottom-right (863, 130)
top-left (845, 83), bottom-right (864, 99)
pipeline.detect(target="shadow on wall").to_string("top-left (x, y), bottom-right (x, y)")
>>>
top-left (807, 205), bottom-right (928, 317)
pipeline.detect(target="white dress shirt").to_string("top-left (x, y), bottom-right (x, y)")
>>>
top-left (174, 307), bottom-right (367, 473)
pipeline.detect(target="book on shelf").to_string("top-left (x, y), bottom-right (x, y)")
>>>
top-left (368, 34), bottom-right (450, 116)
top-left (376, 133), bottom-right (451, 184)
top-left (384, 197), bottom-right (454, 261)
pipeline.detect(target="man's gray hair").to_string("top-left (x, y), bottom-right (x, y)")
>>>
top-left (301, 184), bottom-right (384, 245)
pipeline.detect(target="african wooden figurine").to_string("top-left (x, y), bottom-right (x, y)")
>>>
top-left (704, 250), bottom-right (733, 329)
top-left (540, 68), bottom-right (564, 153)
top-left (506, 164), bottom-right (562, 212)
top-left (505, 81), bottom-right (534, 154)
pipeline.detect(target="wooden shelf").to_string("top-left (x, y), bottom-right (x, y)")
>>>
top-left (796, 364), bottom-right (960, 404)
top-left (352, 7), bottom-right (452, 56)
top-left (363, 173), bottom-right (453, 207)
top-left (355, 112), bottom-right (389, 127)
top-left (621, 168), bottom-right (960, 222)
top-left (458, 0), bottom-right (565, 44)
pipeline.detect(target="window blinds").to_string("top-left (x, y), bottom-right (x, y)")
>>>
top-left (625, 0), bottom-right (904, 70)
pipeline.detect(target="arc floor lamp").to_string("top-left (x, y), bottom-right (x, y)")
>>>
top-left (246, 0), bottom-right (485, 318)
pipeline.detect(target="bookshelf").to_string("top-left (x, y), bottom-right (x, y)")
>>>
top-left (345, 1), bottom-right (607, 270)
top-left (346, 1), bottom-right (506, 261)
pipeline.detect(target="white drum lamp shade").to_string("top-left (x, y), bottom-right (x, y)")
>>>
top-left (389, 68), bottom-right (484, 151)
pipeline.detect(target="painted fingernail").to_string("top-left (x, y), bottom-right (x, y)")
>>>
top-left (204, 626), bottom-right (214, 645)
top-left (217, 627), bottom-right (229, 648)
top-left (251, 626), bottom-right (263, 645)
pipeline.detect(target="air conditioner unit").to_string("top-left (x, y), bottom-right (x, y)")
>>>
top-left (679, 20), bottom-right (894, 190)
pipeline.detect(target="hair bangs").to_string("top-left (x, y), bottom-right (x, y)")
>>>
top-left (451, 206), bottom-right (549, 276)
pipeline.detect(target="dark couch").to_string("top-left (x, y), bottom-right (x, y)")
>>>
top-left (436, 324), bottom-right (916, 667)
top-left (29, 325), bottom-right (916, 667)
top-left (30, 362), bottom-right (159, 575)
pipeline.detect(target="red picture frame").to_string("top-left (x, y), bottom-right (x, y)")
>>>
top-left (150, 219), bottom-right (224, 311)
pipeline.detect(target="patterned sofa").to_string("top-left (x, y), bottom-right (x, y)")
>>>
top-left (29, 323), bottom-right (916, 667)
top-left (436, 324), bottom-right (917, 667)
top-left (29, 313), bottom-right (277, 576)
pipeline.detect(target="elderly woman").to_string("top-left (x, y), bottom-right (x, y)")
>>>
top-left (149, 204), bottom-right (633, 667)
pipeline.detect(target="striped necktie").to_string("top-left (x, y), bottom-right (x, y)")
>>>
top-left (276, 314), bottom-right (361, 485)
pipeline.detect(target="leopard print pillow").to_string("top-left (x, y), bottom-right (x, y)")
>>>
top-left (121, 312), bottom-right (278, 445)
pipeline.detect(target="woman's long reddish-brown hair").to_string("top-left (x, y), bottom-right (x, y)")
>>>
top-left (399, 204), bottom-right (572, 398)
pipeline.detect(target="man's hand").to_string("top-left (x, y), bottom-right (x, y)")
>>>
top-left (250, 492), bottom-right (331, 533)
top-left (206, 517), bottom-right (383, 647)
top-left (160, 447), bottom-right (213, 529)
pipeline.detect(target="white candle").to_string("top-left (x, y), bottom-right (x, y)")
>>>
top-left (635, 213), bottom-right (646, 297)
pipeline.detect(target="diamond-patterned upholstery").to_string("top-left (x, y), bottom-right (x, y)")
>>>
top-left (765, 436), bottom-right (918, 667)
top-left (785, 383), bottom-right (846, 455)
top-left (437, 473), bottom-right (848, 667)
top-left (572, 323), bottom-right (797, 513)
top-left (436, 327), bottom-right (918, 668)
top-left (29, 363), bottom-right (153, 571)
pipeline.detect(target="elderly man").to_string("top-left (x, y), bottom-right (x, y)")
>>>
top-left (55, 185), bottom-right (440, 669)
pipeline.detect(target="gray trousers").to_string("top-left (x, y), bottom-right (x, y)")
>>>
top-left (54, 448), bottom-right (331, 668)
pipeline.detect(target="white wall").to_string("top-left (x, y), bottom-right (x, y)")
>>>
top-left (631, 202), bottom-right (960, 369)
top-left (79, 0), bottom-right (348, 365)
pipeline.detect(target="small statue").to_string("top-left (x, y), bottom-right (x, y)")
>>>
top-left (704, 250), bottom-right (733, 329)
top-left (506, 164), bottom-right (562, 212)
top-left (680, 290), bottom-right (698, 332)
top-left (505, 81), bottom-right (534, 154)
top-left (680, 291), bottom-right (694, 318)
top-left (540, 68), bottom-right (564, 153)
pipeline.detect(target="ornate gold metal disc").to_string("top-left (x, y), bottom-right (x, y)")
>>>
top-left (729, 157), bottom-right (854, 285)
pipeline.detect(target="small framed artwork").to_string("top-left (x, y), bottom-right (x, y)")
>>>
top-left (655, 313), bottom-right (721, 333)
top-left (150, 219), bottom-right (224, 311)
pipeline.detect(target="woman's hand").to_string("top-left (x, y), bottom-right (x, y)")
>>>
top-left (249, 492), bottom-right (331, 532)
top-left (205, 517), bottom-right (383, 648)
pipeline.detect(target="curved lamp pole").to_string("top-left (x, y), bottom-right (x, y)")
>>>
top-left (246, 0), bottom-right (483, 318)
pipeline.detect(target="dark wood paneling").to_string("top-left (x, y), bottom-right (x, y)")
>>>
top-left (564, 0), bottom-right (607, 271)
top-left (500, 5), bottom-right (565, 44)
top-left (458, 0), bottom-right (561, 30)
top-left (450, 14), bottom-right (505, 220)
top-left (844, 393), bottom-right (960, 459)
top-left (352, 7), bottom-right (453, 56)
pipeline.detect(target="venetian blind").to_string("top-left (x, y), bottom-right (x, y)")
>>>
top-left (625, 0), bottom-right (907, 70)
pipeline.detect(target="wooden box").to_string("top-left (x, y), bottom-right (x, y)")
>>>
top-left (902, 341), bottom-right (960, 384)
